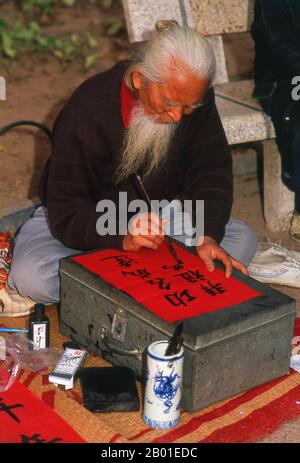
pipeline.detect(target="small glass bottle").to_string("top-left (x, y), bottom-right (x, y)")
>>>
top-left (29, 303), bottom-right (50, 350)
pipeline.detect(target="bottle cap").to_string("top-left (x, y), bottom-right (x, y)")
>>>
top-left (34, 303), bottom-right (45, 320)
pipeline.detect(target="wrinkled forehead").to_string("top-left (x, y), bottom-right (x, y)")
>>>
top-left (156, 70), bottom-right (209, 105)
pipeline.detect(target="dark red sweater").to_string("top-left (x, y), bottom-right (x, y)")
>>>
top-left (38, 61), bottom-right (233, 251)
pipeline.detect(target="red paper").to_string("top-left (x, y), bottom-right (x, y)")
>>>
top-left (73, 243), bottom-right (261, 323)
top-left (0, 370), bottom-right (85, 443)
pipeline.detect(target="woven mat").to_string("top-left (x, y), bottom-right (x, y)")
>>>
top-left (2, 306), bottom-right (300, 443)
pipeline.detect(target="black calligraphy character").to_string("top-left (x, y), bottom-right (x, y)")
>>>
top-left (162, 260), bottom-right (184, 271)
top-left (35, 326), bottom-right (43, 349)
top-left (0, 398), bottom-right (23, 423)
top-left (147, 277), bottom-right (171, 290)
top-left (135, 268), bottom-right (152, 279)
top-left (174, 269), bottom-right (205, 283)
top-left (200, 281), bottom-right (226, 296)
top-left (164, 289), bottom-right (196, 307)
top-left (100, 255), bottom-right (137, 267)
top-left (121, 267), bottom-right (152, 279)
top-left (20, 434), bottom-right (63, 443)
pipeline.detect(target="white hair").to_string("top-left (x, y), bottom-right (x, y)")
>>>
top-left (125, 25), bottom-right (216, 89)
top-left (114, 102), bottom-right (177, 183)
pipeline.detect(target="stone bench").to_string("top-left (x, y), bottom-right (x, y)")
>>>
top-left (122, 0), bottom-right (295, 232)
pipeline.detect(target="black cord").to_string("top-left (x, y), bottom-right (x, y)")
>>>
top-left (0, 120), bottom-right (52, 141)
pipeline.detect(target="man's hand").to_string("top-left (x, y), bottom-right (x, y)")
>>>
top-left (123, 212), bottom-right (165, 252)
top-left (196, 236), bottom-right (248, 278)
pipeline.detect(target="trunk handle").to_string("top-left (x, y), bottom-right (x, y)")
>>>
top-left (102, 335), bottom-right (143, 361)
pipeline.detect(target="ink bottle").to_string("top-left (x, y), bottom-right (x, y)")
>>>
top-left (29, 303), bottom-right (50, 350)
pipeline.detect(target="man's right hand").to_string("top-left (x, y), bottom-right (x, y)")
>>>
top-left (123, 212), bottom-right (165, 252)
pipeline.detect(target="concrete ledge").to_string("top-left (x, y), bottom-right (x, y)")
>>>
top-left (215, 80), bottom-right (260, 109)
top-left (263, 140), bottom-right (294, 232)
top-left (216, 95), bottom-right (275, 145)
top-left (122, 0), bottom-right (194, 43)
top-left (122, 0), bottom-right (254, 40)
top-left (208, 36), bottom-right (229, 85)
top-left (190, 0), bottom-right (254, 35)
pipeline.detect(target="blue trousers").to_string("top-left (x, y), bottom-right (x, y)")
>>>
top-left (7, 206), bottom-right (257, 304)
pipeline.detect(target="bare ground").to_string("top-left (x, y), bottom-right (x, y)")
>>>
top-left (0, 1), bottom-right (130, 209)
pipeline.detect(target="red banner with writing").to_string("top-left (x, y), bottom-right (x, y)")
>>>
top-left (73, 243), bottom-right (261, 323)
top-left (0, 369), bottom-right (85, 443)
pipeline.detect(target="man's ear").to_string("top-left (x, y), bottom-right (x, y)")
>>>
top-left (132, 70), bottom-right (146, 90)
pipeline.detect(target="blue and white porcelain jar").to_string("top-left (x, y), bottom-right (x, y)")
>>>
top-left (143, 340), bottom-right (184, 429)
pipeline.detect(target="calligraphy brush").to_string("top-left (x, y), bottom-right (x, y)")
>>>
top-left (165, 322), bottom-right (184, 356)
top-left (133, 172), bottom-right (181, 265)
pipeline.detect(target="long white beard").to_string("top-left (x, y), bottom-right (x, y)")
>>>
top-left (115, 103), bottom-right (177, 183)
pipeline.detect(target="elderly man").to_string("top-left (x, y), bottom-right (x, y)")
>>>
top-left (7, 24), bottom-right (257, 304)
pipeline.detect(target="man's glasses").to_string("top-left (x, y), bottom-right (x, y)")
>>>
top-left (159, 94), bottom-right (208, 110)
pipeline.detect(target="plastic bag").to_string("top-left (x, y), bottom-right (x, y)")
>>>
top-left (0, 333), bottom-right (62, 392)
top-left (0, 335), bottom-right (19, 392)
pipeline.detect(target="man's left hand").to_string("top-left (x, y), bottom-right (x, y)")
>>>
top-left (196, 236), bottom-right (248, 278)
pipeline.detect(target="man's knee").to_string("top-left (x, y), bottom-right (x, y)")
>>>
top-left (223, 219), bottom-right (258, 266)
top-left (233, 220), bottom-right (258, 265)
top-left (8, 257), bottom-right (59, 304)
top-left (238, 219), bottom-right (257, 243)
